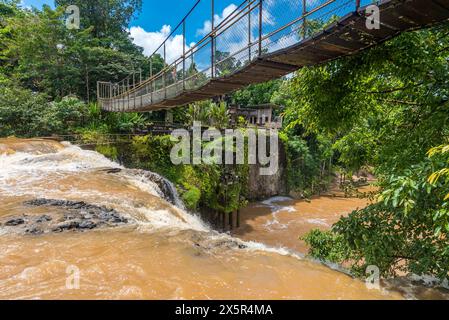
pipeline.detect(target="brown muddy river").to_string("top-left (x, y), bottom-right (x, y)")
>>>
top-left (0, 138), bottom-right (446, 299)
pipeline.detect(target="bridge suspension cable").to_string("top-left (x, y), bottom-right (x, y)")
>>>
top-left (97, 0), bottom-right (449, 112)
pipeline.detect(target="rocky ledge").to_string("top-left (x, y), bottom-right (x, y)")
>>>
top-left (0, 199), bottom-right (129, 235)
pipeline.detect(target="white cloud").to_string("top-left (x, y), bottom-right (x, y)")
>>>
top-left (196, 2), bottom-right (276, 52)
top-left (129, 1), bottom-right (298, 71)
top-left (19, 0), bottom-right (32, 10)
top-left (196, 4), bottom-right (239, 37)
top-left (129, 25), bottom-right (195, 64)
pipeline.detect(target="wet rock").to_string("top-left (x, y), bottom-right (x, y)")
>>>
top-left (5, 218), bottom-right (25, 226)
top-left (52, 220), bottom-right (81, 232)
top-left (36, 215), bottom-right (52, 223)
top-left (0, 198), bottom-right (130, 236)
top-left (98, 211), bottom-right (128, 224)
top-left (101, 168), bottom-right (122, 174)
top-left (25, 227), bottom-right (44, 235)
top-left (78, 220), bottom-right (97, 230)
top-left (190, 233), bottom-right (248, 253)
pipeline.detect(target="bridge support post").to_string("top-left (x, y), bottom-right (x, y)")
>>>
top-left (248, 0), bottom-right (251, 61)
top-left (236, 209), bottom-right (240, 228)
top-left (164, 43), bottom-right (167, 99)
top-left (140, 69), bottom-right (143, 108)
top-left (133, 71), bottom-right (136, 109)
top-left (302, 0), bottom-right (307, 39)
top-left (211, 0), bottom-right (215, 78)
top-left (222, 212), bottom-right (226, 232)
top-left (183, 20), bottom-right (186, 91)
top-left (109, 82), bottom-right (112, 111)
top-left (229, 211), bottom-right (234, 230)
top-left (96, 82), bottom-right (100, 103)
top-left (150, 59), bottom-right (155, 96)
top-left (258, 0), bottom-right (262, 56)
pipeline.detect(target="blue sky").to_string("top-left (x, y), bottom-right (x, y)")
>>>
top-left (21, 0), bottom-right (238, 28)
top-left (21, 0), bottom-right (242, 60)
top-left (21, 0), bottom-right (240, 42)
top-left (21, 0), bottom-right (367, 66)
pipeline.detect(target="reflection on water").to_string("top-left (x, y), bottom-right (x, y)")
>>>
top-left (0, 138), bottom-right (442, 299)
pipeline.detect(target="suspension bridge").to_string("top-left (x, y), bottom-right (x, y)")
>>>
top-left (97, 0), bottom-right (449, 112)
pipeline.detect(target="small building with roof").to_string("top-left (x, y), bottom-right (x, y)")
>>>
top-left (228, 104), bottom-right (283, 129)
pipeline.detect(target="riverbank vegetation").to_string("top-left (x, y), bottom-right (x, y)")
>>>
top-left (1, 0), bottom-right (448, 281)
top-left (299, 24), bottom-right (449, 279)
top-left (0, 0), bottom-right (158, 137)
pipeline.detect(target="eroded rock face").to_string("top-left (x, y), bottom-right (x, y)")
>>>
top-left (247, 140), bottom-right (287, 200)
top-left (100, 168), bottom-right (182, 208)
top-left (0, 199), bottom-right (129, 235)
top-left (189, 232), bottom-right (248, 253)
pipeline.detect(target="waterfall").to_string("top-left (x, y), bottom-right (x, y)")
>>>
top-left (0, 138), bottom-right (207, 232)
top-left (124, 169), bottom-right (186, 210)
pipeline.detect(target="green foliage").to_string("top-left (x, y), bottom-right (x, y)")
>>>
top-left (208, 102), bottom-right (230, 130)
top-left (186, 100), bottom-right (212, 125)
top-left (77, 126), bottom-right (110, 144)
top-left (214, 50), bottom-right (242, 76)
top-left (127, 134), bottom-right (249, 214)
top-left (131, 134), bottom-right (181, 181)
top-left (55, 0), bottom-right (142, 40)
top-left (186, 101), bottom-right (230, 129)
top-left (326, 158), bottom-right (449, 278)
top-left (332, 126), bottom-right (377, 174)
top-left (181, 184), bottom-right (201, 211)
top-left (303, 229), bottom-right (351, 265)
top-left (1, 1), bottom-right (147, 102)
top-left (280, 132), bottom-right (333, 196)
top-left (296, 24), bottom-right (449, 279)
top-left (0, 81), bottom-right (86, 137)
top-left (95, 144), bottom-right (119, 161)
top-left (104, 112), bottom-right (147, 133)
top-left (232, 80), bottom-right (281, 106)
top-left (284, 23), bottom-right (449, 174)
top-left (305, 154), bottom-right (449, 279)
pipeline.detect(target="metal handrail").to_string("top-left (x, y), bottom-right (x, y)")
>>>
top-left (111, 0), bottom-right (260, 99)
top-left (98, 0), bottom-right (362, 111)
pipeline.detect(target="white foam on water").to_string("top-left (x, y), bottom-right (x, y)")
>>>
top-left (0, 144), bottom-right (120, 174)
top-left (256, 196), bottom-right (297, 230)
top-left (0, 141), bottom-right (318, 262)
top-left (131, 205), bottom-right (208, 233)
top-left (263, 214), bottom-right (292, 231)
top-left (305, 218), bottom-right (329, 227)
top-left (261, 196), bottom-right (295, 205)
top-left (205, 231), bottom-right (304, 260)
top-left (0, 141), bottom-right (209, 233)
top-left (125, 175), bottom-right (165, 198)
top-left (0, 144), bottom-right (121, 197)
top-left (260, 196), bottom-right (296, 215)
top-left (0, 141), bottom-right (296, 260)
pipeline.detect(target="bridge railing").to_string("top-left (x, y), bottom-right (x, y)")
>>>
top-left (98, 0), bottom-right (367, 112)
